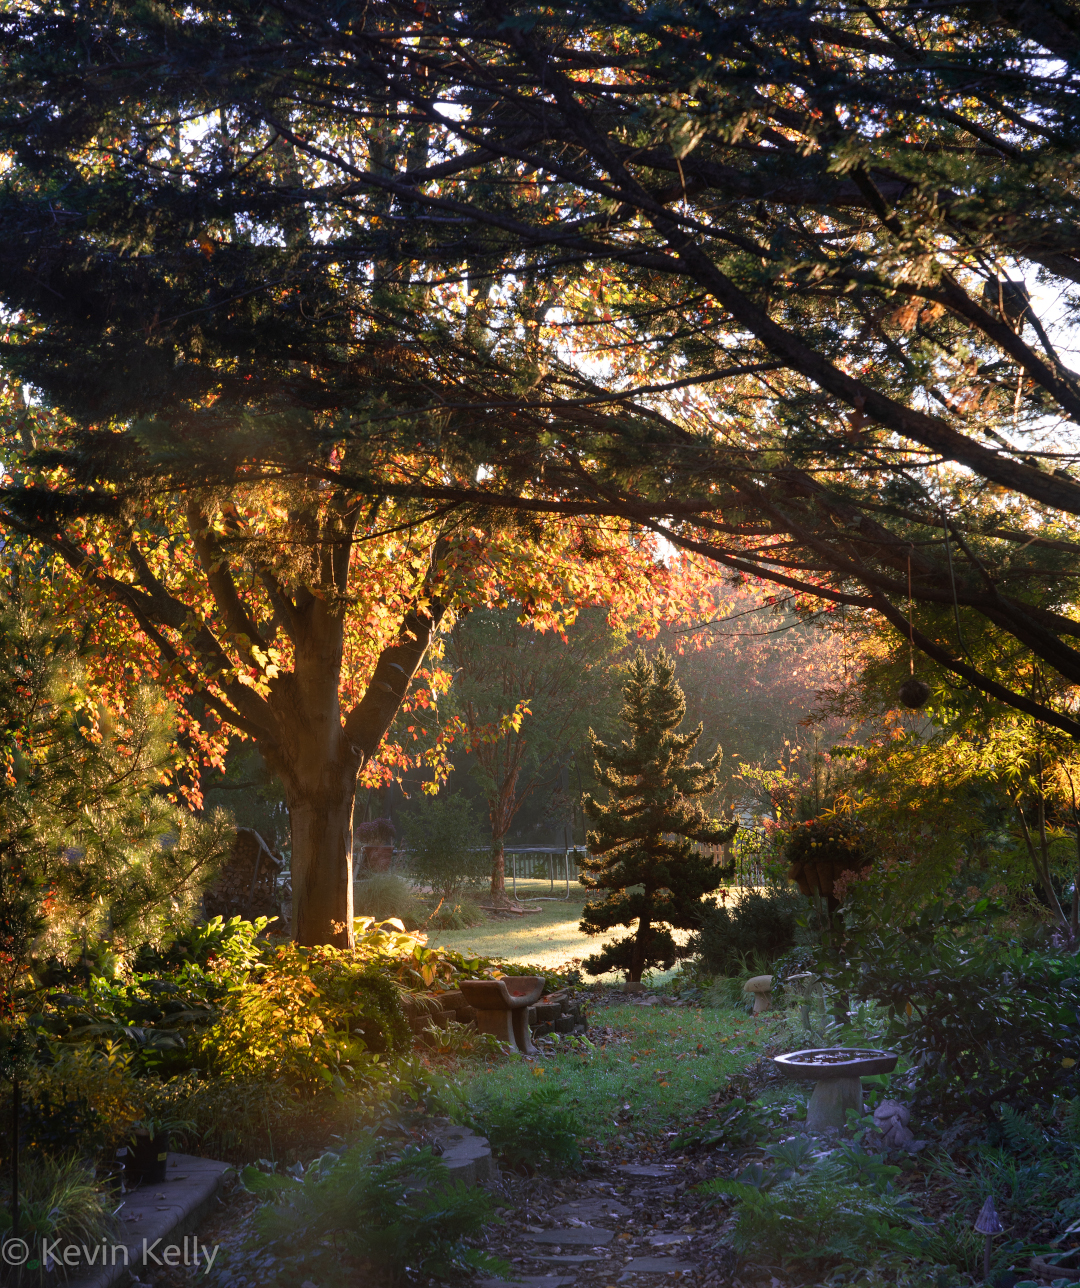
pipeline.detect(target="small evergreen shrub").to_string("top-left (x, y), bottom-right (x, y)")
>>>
top-left (689, 885), bottom-right (805, 976)
top-left (241, 1139), bottom-right (506, 1287)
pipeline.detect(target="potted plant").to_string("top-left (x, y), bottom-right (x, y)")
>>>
top-left (120, 1117), bottom-right (194, 1186)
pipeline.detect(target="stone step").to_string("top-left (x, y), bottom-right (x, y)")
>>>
top-left (619, 1257), bottom-right (697, 1278)
top-left (432, 1125), bottom-right (496, 1185)
top-left (65, 1154), bottom-right (233, 1288)
top-left (525, 1226), bottom-right (614, 1246)
top-left (479, 1277), bottom-right (576, 1288)
top-left (538, 1253), bottom-right (604, 1264)
top-left (547, 1196), bottom-right (631, 1221)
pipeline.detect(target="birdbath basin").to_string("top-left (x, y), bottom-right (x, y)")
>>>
top-left (773, 1047), bottom-right (898, 1131)
top-left (458, 976), bottom-right (546, 1054)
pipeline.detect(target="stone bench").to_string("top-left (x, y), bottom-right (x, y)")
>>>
top-left (458, 976), bottom-right (545, 1053)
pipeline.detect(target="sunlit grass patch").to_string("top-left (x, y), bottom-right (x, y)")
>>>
top-left (449, 1002), bottom-right (783, 1141)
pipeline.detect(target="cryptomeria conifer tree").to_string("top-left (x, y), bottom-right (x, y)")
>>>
top-left (579, 649), bottom-right (736, 983)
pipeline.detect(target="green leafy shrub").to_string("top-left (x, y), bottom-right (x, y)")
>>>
top-left (697, 1146), bottom-right (919, 1268)
top-left (819, 900), bottom-right (1080, 1115)
top-left (402, 795), bottom-right (488, 901)
top-left (14, 1042), bottom-right (146, 1151)
top-left (32, 918), bottom-right (505, 1081)
top-left (353, 874), bottom-right (426, 928)
top-left (0, 1156), bottom-right (119, 1287)
top-left (200, 942), bottom-right (412, 1093)
top-left (132, 914), bottom-right (276, 974)
top-left (472, 1083), bottom-right (581, 1173)
top-left (689, 885), bottom-right (806, 976)
top-left (241, 1139), bottom-right (506, 1287)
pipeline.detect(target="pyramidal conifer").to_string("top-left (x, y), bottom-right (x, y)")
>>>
top-left (579, 648), bottom-right (737, 982)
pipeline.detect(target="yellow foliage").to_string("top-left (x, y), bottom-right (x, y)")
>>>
top-left (198, 920), bottom-right (504, 1096)
top-left (25, 1042), bottom-right (146, 1146)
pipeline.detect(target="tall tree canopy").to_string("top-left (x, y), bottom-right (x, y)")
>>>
top-left (446, 605), bottom-right (623, 905)
top-left (2, 2), bottom-right (1080, 729)
top-left (2, 0), bottom-right (1080, 741)
top-left (1, 388), bottom-right (677, 946)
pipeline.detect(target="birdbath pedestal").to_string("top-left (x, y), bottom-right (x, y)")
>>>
top-left (458, 977), bottom-right (546, 1054)
top-left (773, 1048), bottom-right (898, 1131)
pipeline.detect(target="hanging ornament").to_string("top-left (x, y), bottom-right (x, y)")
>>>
top-left (899, 552), bottom-right (931, 710)
top-left (898, 677), bottom-right (931, 709)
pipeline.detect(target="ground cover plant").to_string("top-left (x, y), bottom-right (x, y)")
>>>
top-left (0, 1155), bottom-right (120, 1287)
top-left (698, 1141), bottom-right (922, 1270)
top-left (241, 1139), bottom-right (507, 1287)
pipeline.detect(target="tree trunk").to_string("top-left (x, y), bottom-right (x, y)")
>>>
top-left (289, 785), bottom-right (357, 947)
top-left (488, 778), bottom-right (522, 908)
top-left (269, 658), bottom-right (360, 948)
top-left (491, 838), bottom-right (507, 904)
top-left (630, 916), bottom-right (650, 982)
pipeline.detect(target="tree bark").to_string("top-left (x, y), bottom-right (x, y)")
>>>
top-left (490, 838), bottom-right (507, 904)
top-left (259, 590), bottom-right (362, 948)
top-left (288, 788), bottom-right (356, 947)
top-left (487, 772), bottom-right (522, 908)
top-left (630, 915), bottom-right (650, 983)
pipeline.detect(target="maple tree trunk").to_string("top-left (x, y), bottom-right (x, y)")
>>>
top-left (262, 595), bottom-right (362, 949)
top-left (267, 596), bottom-right (445, 947)
top-left (272, 691), bottom-right (360, 948)
top-left (288, 783), bottom-right (356, 948)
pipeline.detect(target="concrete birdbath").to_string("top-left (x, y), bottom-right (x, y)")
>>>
top-left (773, 1047), bottom-right (898, 1131)
top-left (458, 976), bottom-right (546, 1054)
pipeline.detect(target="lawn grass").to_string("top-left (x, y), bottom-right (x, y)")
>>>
top-left (445, 999), bottom-right (794, 1142)
top-left (422, 879), bottom-right (695, 983)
